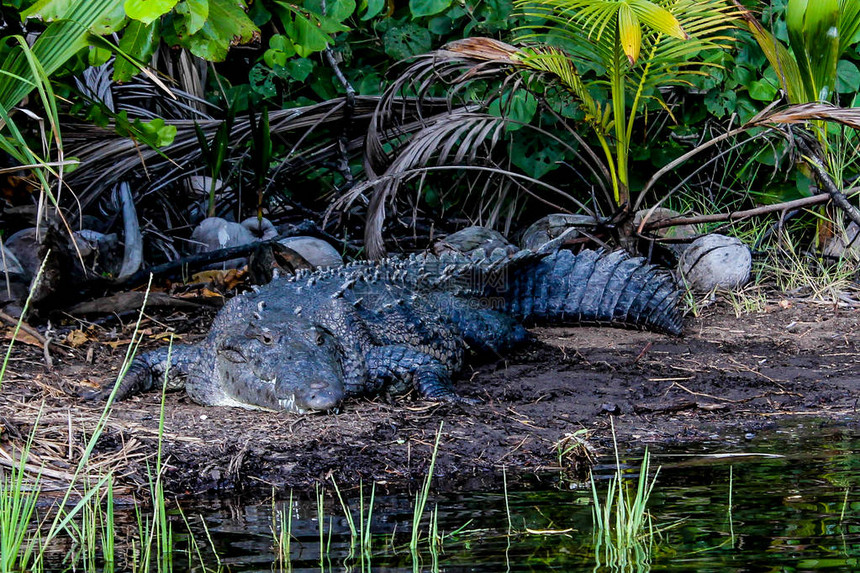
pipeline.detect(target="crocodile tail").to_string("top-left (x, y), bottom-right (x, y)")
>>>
top-left (505, 249), bottom-right (683, 334)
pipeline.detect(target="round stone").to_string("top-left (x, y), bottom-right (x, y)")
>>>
top-left (278, 236), bottom-right (343, 269)
top-left (679, 233), bottom-right (752, 291)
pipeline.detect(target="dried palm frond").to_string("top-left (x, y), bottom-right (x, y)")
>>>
top-left (364, 38), bottom-right (522, 180)
top-left (63, 96), bottom-right (451, 220)
top-left (356, 37), bottom-right (609, 258)
top-left (634, 102), bottom-right (860, 220)
top-left (748, 101), bottom-right (860, 131)
top-left (76, 61), bottom-right (215, 120)
top-left (344, 107), bottom-right (600, 258)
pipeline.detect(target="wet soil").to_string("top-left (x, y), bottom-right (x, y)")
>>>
top-left (1, 299), bottom-right (858, 497)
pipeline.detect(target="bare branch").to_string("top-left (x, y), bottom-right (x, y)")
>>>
top-left (639, 192), bottom-right (837, 232)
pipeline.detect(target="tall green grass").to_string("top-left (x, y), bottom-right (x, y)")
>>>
top-left (272, 490), bottom-right (294, 571)
top-left (0, 416), bottom-right (42, 573)
top-left (590, 420), bottom-right (661, 572)
top-left (0, 270), bottom-right (219, 571)
top-left (410, 422), bottom-right (443, 553)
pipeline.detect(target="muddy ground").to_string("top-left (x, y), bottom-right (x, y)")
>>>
top-left (0, 298), bottom-right (858, 498)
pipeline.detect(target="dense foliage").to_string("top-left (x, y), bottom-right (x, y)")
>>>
top-left (1, 0), bottom-right (860, 260)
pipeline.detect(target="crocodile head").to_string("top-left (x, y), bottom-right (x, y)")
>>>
top-left (214, 321), bottom-right (346, 413)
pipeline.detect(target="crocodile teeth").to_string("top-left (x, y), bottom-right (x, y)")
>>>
top-left (278, 395), bottom-right (305, 414)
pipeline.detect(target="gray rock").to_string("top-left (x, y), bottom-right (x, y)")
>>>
top-left (822, 221), bottom-right (860, 261)
top-left (679, 234), bottom-right (751, 291)
top-left (278, 236), bottom-right (343, 268)
top-left (191, 217), bottom-right (277, 269)
top-left (240, 217), bottom-right (278, 241)
top-left (520, 214), bottom-right (597, 251)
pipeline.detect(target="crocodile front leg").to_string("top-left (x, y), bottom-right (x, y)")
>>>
top-left (90, 345), bottom-right (199, 401)
top-left (365, 345), bottom-right (476, 404)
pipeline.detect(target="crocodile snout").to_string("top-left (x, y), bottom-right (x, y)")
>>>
top-left (297, 378), bottom-right (344, 411)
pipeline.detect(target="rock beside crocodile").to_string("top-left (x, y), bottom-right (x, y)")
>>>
top-left (96, 247), bottom-right (682, 413)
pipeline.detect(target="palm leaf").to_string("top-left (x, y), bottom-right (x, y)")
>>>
top-left (787, 0), bottom-right (840, 102)
top-left (0, 0), bottom-right (126, 114)
top-left (338, 109), bottom-right (598, 258)
top-left (839, 0), bottom-right (860, 54)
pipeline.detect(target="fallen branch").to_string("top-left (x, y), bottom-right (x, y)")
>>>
top-left (0, 309), bottom-right (49, 349)
top-left (639, 192), bottom-right (842, 232)
top-left (114, 237), bottom-right (285, 287)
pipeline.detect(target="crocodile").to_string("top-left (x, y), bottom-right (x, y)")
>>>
top-left (97, 247), bottom-right (682, 413)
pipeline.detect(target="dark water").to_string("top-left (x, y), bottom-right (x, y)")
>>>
top-left (174, 420), bottom-right (860, 572)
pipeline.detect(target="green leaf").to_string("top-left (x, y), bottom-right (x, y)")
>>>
top-left (356, 71), bottom-right (382, 93)
top-left (617, 3), bottom-right (641, 64)
top-left (124, 0), bottom-right (180, 24)
top-left (115, 112), bottom-right (177, 147)
top-left (114, 19), bottom-right (160, 81)
top-left (139, 117), bottom-right (177, 147)
top-left (249, 64), bottom-right (277, 97)
top-left (410, 0), bottom-right (451, 18)
top-left (427, 15), bottom-right (452, 34)
top-left (362, 0), bottom-right (385, 20)
top-left (169, 0), bottom-right (258, 61)
top-left (21, 0), bottom-right (76, 20)
top-left (264, 50), bottom-right (287, 67)
top-left (284, 12), bottom-right (333, 56)
top-left (704, 86), bottom-right (736, 118)
top-left (510, 135), bottom-right (565, 178)
top-left (91, 3), bottom-right (128, 34)
top-left (629, 0), bottom-right (687, 40)
top-left (836, 58), bottom-right (860, 92)
top-left (175, 0), bottom-right (209, 35)
top-left (748, 78), bottom-right (778, 101)
top-left (287, 58), bottom-right (314, 81)
top-left (305, 0), bottom-right (356, 22)
top-left (382, 22), bottom-right (431, 60)
top-left (20, 0), bottom-right (126, 34)
top-left (787, 0), bottom-right (840, 101)
top-left (23, 0), bottom-right (126, 33)
top-left (248, 0), bottom-right (272, 25)
top-left (88, 45), bottom-right (113, 66)
top-left (488, 90), bottom-right (537, 130)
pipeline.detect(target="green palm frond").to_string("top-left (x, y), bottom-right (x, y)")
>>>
top-left (0, 0), bottom-right (126, 114)
top-left (513, 0), bottom-right (739, 205)
top-left (515, 47), bottom-right (612, 135)
top-left (737, 8), bottom-right (805, 102)
top-left (740, 0), bottom-right (860, 105)
top-left (839, 0), bottom-right (860, 54)
top-left (787, 0), bottom-right (840, 102)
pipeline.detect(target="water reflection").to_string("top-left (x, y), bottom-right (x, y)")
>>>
top-left (176, 423), bottom-right (860, 571)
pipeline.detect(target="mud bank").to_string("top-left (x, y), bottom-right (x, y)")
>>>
top-left (1, 301), bottom-right (857, 496)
